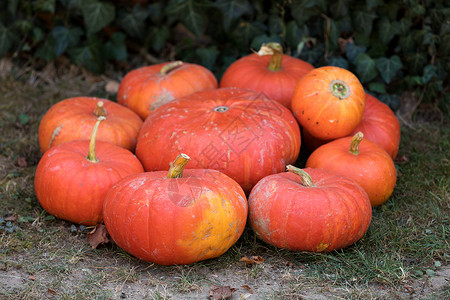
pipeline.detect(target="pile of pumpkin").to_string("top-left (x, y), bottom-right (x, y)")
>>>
top-left (34, 43), bottom-right (400, 266)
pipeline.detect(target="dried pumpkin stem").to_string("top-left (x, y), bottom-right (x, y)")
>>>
top-left (286, 165), bottom-right (315, 187)
top-left (160, 61), bottom-right (183, 75)
top-left (93, 101), bottom-right (107, 117)
top-left (349, 132), bottom-right (364, 155)
top-left (167, 153), bottom-right (190, 178)
top-left (87, 116), bottom-right (106, 163)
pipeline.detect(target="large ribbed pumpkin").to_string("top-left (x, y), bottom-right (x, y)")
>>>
top-left (306, 132), bottom-right (397, 206)
top-left (117, 61), bottom-right (218, 119)
top-left (350, 94), bottom-right (401, 159)
top-left (291, 66), bottom-right (366, 140)
top-left (248, 166), bottom-right (372, 252)
top-left (135, 87), bottom-right (301, 193)
top-left (103, 154), bottom-right (248, 265)
top-left (35, 117), bottom-right (144, 225)
top-left (38, 97), bottom-right (143, 153)
top-left (220, 43), bottom-right (314, 108)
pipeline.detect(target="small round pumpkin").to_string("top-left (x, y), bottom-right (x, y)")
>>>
top-left (248, 166), bottom-right (372, 252)
top-left (306, 132), bottom-right (397, 206)
top-left (38, 97), bottom-right (143, 153)
top-left (135, 87), bottom-right (301, 193)
top-left (117, 61), bottom-right (218, 119)
top-left (103, 154), bottom-right (248, 265)
top-left (35, 117), bottom-right (144, 225)
top-left (220, 43), bottom-right (314, 108)
top-left (350, 94), bottom-right (401, 159)
top-left (291, 66), bottom-right (366, 140)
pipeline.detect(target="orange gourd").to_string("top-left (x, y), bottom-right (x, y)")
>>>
top-left (306, 132), bottom-right (397, 206)
top-left (248, 166), bottom-right (372, 252)
top-left (117, 61), bottom-right (218, 119)
top-left (103, 154), bottom-right (248, 265)
top-left (291, 66), bottom-right (366, 140)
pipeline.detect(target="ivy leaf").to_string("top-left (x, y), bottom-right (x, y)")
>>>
top-left (116, 6), bottom-right (149, 38)
top-left (68, 38), bottom-right (103, 73)
top-left (35, 39), bottom-right (56, 61)
top-left (376, 55), bottom-right (402, 84)
top-left (52, 26), bottom-right (83, 56)
top-left (102, 32), bottom-right (127, 61)
top-left (368, 82), bottom-right (386, 94)
top-left (421, 64), bottom-right (437, 84)
top-left (81, 0), bottom-right (115, 35)
top-left (285, 21), bottom-right (308, 50)
top-left (166, 0), bottom-right (210, 37)
top-left (0, 23), bottom-right (14, 57)
top-left (345, 43), bottom-right (367, 63)
top-left (232, 21), bottom-right (265, 50)
top-left (250, 34), bottom-right (282, 51)
top-left (299, 44), bottom-right (324, 65)
top-left (378, 17), bottom-right (397, 44)
top-left (405, 53), bottom-right (427, 75)
top-left (148, 25), bottom-right (170, 52)
top-left (366, 0), bottom-right (383, 10)
top-left (33, 0), bottom-right (55, 13)
top-left (289, 0), bottom-right (324, 25)
top-left (326, 56), bottom-right (349, 69)
top-left (352, 11), bottom-right (377, 36)
top-left (354, 53), bottom-right (378, 83)
top-left (196, 46), bottom-right (219, 71)
top-left (215, 0), bottom-right (252, 32)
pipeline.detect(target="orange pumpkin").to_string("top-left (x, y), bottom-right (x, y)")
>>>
top-left (248, 166), bottom-right (372, 252)
top-left (117, 61), bottom-right (218, 119)
top-left (306, 132), bottom-right (397, 206)
top-left (103, 154), bottom-right (248, 265)
top-left (35, 117), bottom-right (144, 225)
top-left (291, 66), bottom-right (366, 140)
top-left (135, 87), bottom-right (301, 193)
top-left (38, 97), bottom-right (143, 153)
top-left (351, 94), bottom-right (401, 159)
top-left (220, 43), bottom-right (314, 108)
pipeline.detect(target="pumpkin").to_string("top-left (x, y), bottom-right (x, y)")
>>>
top-left (248, 166), bottom-right (372, 252)
top-left (35, 117), bottom-right (144, 225)
top-left (291, 66), bottom-right (366, 140)
top-left (301, 93), bottom-right (401, 158)
top-left (135, 87), bottom-right (301, 193)
top-left (117, 61), bottom-right (218, 119)
top-left (220, 43), bottom-right (315, 108)
top-left (350, 94), bottom-right (401, 159)
top-left (103, 153), bottom-right (248, 265)
top-left (306, 132), bottom-right (397, 206)
top-left (38, 97), bottom-right (143, 153)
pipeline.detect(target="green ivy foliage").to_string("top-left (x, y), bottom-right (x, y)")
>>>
top-left (0, 0), bottom-right (448, 112)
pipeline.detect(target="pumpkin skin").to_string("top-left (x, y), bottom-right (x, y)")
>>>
top-left (306, 133), bottom-right (397, 206)
top-left (35, 119), bottom-right (144, 225)
top-left (135, 87), bottom-right (301, 193)
top-left (117, 61), bottom-right (218, 119)
top-left (350, 94), bottom-right (401, 159)
top-left (38, 97), bottom-right (143, 153)
top-left (102, 156), bottom-right (248, 265)
top-left (220, 43), bottom-right (314, 108)
top-left (291, 66), bottom-right (366, 140)
top-left (248, 167), bottom-right (372, 252)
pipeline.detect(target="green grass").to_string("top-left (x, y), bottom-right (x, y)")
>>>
top-left (0, 65), bottom-right (449, 299)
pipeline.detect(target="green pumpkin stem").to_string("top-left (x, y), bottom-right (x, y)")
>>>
top-left (87, 116), bottom-right (106, 163)
top-left (257, 42), bottom-right (283, 71)
top-left (167, 153), bottom-right (190, 178)
top-left (349, 132), bottom-right (364, 155)
top-left (160, 61), bottom-right (183, 75)
top-left (286, 165), bottom-right (314, 187)
top-left (93, 101), bottom-right (107, 117)
top-left (329, 80), bottom-right (350, 100)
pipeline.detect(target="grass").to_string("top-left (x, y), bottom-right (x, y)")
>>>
top-left (0, 61), bottom-right (449, 299)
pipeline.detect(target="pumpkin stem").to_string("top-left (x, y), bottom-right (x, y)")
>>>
top-left (87, 116), bottom-right (106, 163)
top-left (93, 101), bottom-right (107, 117)
top-left (349, 132), bottom-right (364, 155)
top-left (257, 42), bottom-right (283, 71)
top-left (286, 165), bottom-right (315, 187)
top-left (160, 61), bottom-right (183, 75)
top-left (167, 153), bottom-right (190, 178)
top-left (330, 80), bottom-right (350, 100)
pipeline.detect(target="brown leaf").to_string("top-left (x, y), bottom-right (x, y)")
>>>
top-left (28, 275), bottom-right (36, 281)
top-left (240, 256), bottom-right (264, 266)
top-left (208, 285), bottom-right (236, 300)
top-left (17, 157), bottom-right (28, 167)
top-left (241, 285), bottom-right (253, 293)
top-left (4, 215), bottom-right (17, 222)
top-left (394, 155), bottom-right (409, 164)
top-left (87, 224), bottom-right (111, 249)
top-left (47, 288), bottom-right (57, 295)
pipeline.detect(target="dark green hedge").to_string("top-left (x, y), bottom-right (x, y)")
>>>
top-left (1, 0), bottom-right (448, 112)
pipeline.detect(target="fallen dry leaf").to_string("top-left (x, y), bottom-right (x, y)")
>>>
top-left (241, 285), bottom-right (253, 293)
top-left (47, 288), bottom-right (57, 295)
top-left (4, 215), bottom-right (17, 222)
top-left (17, 157), bottom-right (28, 167)
top-left (28, 275), bottom-right (36, 281)
top-left (87, 224), bottom-right (111, 249)
top-left (394, 155), bottom-right (409, 164)
top-left (209, 285), bottom-right (236, 300)
top-left (240, 256), bottom-right (264, 266)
